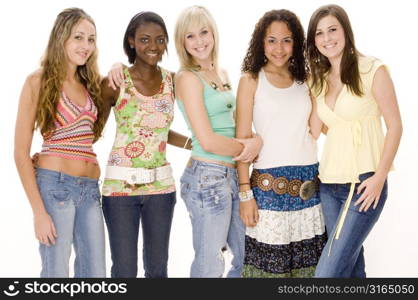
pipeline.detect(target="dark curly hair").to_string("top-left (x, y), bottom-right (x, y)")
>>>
top-left (241, 9), bottom-right (308, 83)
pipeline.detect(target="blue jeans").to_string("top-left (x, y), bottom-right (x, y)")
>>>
top-left (102, 192), bottom-right (176, 278)
top-left (180, 159), bottom-right (245, 277)
top-left (315, 172), bottom-right (388, 278)
top-left (35, 168), bottom-right (106, 278)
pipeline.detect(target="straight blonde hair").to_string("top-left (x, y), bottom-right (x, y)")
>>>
top-left (174, 6), bottom-right (219, 71)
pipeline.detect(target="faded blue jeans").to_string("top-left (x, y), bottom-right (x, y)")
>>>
top-left (180, 159), bottom-right (245, 277)
top-left (35, 168), bottom-right (106, 278)
top-left (315, 172), bottom-right (388, 278)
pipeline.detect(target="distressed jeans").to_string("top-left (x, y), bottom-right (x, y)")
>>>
top-left (180, 159), bottom-right (245, 278)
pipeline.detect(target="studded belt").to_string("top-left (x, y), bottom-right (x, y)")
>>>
top-left (250, 170), bottom-right (319, 201)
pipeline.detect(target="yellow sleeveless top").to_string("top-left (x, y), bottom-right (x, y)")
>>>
top-left (315, 55), bottom-right (392, 242)
top-left (316, 56), bottom-right (391, 184)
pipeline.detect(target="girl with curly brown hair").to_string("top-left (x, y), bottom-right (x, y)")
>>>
top-left (14, 8), bottom-right (106, 277)
top-left (236, 9), bottom-right (327, 277)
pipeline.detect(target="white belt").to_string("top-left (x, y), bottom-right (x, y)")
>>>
top-left (105, 165), bottom-right (173, 184)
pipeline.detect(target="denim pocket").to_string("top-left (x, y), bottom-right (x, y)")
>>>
top-left (200, 172), bottom-right (231, 213)
top-left (49, 190), bottom-right (71, 209)
top-left (199, 168), bottom-right (227, 189)
top-left (89, 188), bottom-right (102, 207)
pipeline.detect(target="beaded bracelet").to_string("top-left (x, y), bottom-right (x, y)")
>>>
top-left (239, 190), bottom-right (254, 202)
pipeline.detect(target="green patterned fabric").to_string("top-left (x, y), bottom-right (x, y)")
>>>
top-left (102, 67), bottom-right (175, 196)
top-left (242, 265), bottom-right (316, 278)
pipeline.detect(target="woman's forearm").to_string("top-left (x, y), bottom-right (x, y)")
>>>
top-left (375, 123), bottom-right (402, 178)
top-left (237, 162), bottom-right (251, 192)
top-left (198, 132), bottom-right (243, 157)
top-left (14, 153), bottom-right (47, 216)
top-left (168, 130), bottom-right (192, 150)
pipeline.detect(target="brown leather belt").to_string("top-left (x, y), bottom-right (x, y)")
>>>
top-left (250, 170), bottom-right (319, 201)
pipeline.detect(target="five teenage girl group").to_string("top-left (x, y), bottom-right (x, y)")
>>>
top-left (14, 4), bottom-right (402, 278)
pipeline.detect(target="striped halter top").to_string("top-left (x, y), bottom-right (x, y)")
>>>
top-left (40, 90), bottom-right (98, 164)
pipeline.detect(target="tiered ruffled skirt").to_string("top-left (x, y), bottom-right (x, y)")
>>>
top-left (242, 163), bottom-right (327, 277)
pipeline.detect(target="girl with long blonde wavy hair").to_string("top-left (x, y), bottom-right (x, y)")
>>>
top-left (14, 7), bottom-right (106, 277)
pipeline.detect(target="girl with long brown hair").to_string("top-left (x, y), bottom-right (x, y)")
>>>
top-left (14, 8), bottom-right (106, 277)
top-left (306, 4), bottom-right (402, 277)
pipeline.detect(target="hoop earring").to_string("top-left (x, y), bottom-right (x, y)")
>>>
top-left (263, 55), bottom-right (267, 63)
top-left (130, 45), bottom-right (134, 49)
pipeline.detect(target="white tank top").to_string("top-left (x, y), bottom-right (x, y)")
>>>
top-left (252, 69), bottom-right (317, 169)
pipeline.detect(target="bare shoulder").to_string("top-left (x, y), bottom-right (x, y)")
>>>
top-left (21, 69), bottom-right (43, 104)
top-left (26, 69), bottom-right (42, 90)
top-left (240, 72), bottom-right (257, 82)
top-left (239, 72), bottom-right (257, 88)
top-left (175, 70), bottom-right (201, 86)
top-left (372, 64), bottom-right (391, 87)
top-left (372, 64), bottom-right (393, 96)
top-left (374, 64), bottom-right (390, 78)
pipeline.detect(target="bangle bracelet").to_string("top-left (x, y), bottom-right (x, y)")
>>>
top-left (183, 137), bottom-right (190, 149)
top-left (239, 182), bottom-right (250, 186)
top-left (239, 190), bottom-right (254, 202)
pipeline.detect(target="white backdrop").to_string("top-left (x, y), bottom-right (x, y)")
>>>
top-left (1, 0), bottom-right (417, 277)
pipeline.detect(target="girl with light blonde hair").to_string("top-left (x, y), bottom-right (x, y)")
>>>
top-left (174, 6), bottom-right (263, 277)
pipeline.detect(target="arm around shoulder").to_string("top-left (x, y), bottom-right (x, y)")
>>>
top-left (100, 76), bottom-right (119, 124)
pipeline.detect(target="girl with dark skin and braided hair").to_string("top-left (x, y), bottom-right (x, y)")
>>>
top-left (236, 9), bottom-right (327, 277)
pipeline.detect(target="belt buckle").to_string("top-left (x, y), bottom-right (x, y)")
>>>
top-left (300, 180), bottom-right (316, 201)
top-left (127, 168), bottom-right (156, 184)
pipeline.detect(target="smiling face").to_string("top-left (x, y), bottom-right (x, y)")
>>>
top-left (129, 22), bottom-right (167, 67)
top-left (264, 21), bottom-right (294, 69)
top-left (64, 18), bottom-right (96, 68)
top-left (314, 15), bottom-right (346, 61)
top-left (184, 25), bottom-right (214, 64)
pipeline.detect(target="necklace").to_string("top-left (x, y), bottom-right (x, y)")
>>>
top-left (196, 66), bottom-right (232, 91)
top-left (209, 81), bottom-right (231, 91)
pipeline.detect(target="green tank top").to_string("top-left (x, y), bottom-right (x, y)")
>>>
top-left (177, 71), bottom-right (236, 164)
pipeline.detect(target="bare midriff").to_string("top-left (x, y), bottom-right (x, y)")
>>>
top-left (37, 155), bottom-right (100, 179)
top-left (190, 156), bottom-right (236, 169)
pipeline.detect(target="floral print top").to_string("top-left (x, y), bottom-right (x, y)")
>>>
top-left (102, 67), bottom-right (175, 196)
